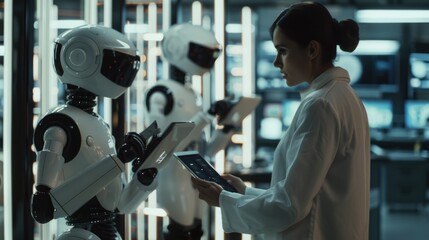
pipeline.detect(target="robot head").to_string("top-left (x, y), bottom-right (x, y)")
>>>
top-left (53, 24), bottom-right (140, 99)
top-left (161, 23), bottom-right (221, 76)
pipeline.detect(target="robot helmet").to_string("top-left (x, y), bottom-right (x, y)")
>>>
top-left (161, 23), bottom-right (221, 76)
top-left (53, 24), bottom-right (140, 99)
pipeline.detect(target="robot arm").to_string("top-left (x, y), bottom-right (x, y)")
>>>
top-left (33, 123), bottom-right (161, 222)
top-left (32, 126), bottom-right (67, 223)
top-left (118, 121), bottom-right (196, 214)
top-left (175, 111), bottom-right (213, 152)
top-left (204, 126), bottom-right (235, 158)
top-left (117, 122), bottom-right (161, 214)
top-left (49, 154), bottom-right (125, 218)
top-left (203, 98), bottom-right (237, 157)
top-left (170, 98), bottom-right (235, 156)
top-left (204, 96), bottom-right (262, 157)
top-left (117, 167), bottom-right (158, 214)
top-left (52, 124), bottom-right (162, 217)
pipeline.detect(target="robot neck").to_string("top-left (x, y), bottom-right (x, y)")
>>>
top-left (170, 65), bottom-right (187, 85)
top-left (65, 84), bottom-right (97, 113)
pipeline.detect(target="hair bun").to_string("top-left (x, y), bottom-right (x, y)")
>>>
top-left (335, 19), bottom-right (360, 52)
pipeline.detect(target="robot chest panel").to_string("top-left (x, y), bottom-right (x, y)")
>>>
top-left (65, 120), bottom-right (116, 176)
top-left (172, 93), bottom-right (201, 120)
top-left (64, 113), bottom-right (122, 209)
top-left (45, 106), bottom-right (116, 176)
top-left (165, 82), bottom-right (202, 121)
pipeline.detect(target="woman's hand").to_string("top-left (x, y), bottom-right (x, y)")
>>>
top-left (222, 174), bottom-right (247, 194)
top-left (191, 174), bottom-right (247, 207)
top-left (191, 177), bottom-right (223, 207)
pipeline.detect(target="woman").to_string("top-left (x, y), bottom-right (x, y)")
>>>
top-left (191, 2), bottom-right (370, 240)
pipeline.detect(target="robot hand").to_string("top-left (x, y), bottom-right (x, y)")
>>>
top-left (31, 186), bottom-right (55, 223)
top-left (219, 124), bottom-right (236, 133)
top-left (208, 96), bottom-right (238, 133)
top-left (135, 167), bottom-right (158, 186)
top-left (117, 121), bottom-right (160, 166)
top-left (207, 96), bottom-right (235, 118)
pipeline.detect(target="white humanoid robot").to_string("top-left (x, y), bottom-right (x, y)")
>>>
top-left (31, 25), bottom-right (193, 240)
top-left (144, 23), bottom-right (260, 240)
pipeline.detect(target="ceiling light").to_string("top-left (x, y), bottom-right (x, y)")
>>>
top-left (356, 9), bottom-right (429, 23)
top-left (339, 40), bottom-right (400, 55)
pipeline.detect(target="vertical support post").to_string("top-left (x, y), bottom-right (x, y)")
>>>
top-left (213, 1), bottom-right (226, 239)
top-left (241, 6), bottom-right (255, 170)
top-left (3, 0), bottom-right (35, 239)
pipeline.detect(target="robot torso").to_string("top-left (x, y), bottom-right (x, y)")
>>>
top-left (145, 79), bottom-right (202, 132)
top-left (34, 104), bottom-right (122, 211)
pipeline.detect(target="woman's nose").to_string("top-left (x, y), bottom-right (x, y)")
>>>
top-left (273, 55), bottom-right (282, 68)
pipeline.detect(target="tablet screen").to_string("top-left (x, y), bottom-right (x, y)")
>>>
top-left (174, 151), bottom-right (237, 192)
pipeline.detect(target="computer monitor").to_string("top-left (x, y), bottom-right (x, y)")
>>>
top-left (335, 54), bottom-right (398, 88)
top-left (409, 53), bottom-right (429, 89)
top-left (282, 99), bottom-right (301, 128)
top-left (404, 100), bottom-right (429, 129)
top-left (362, 99), bottom-right (393, 129)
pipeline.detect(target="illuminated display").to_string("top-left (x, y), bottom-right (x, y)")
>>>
top-left (409, 53), bottom-right (429, 89)
top-left (404, 100), bottom-right (429, 129)
top-left (362, 99), bottom-right (393, 129)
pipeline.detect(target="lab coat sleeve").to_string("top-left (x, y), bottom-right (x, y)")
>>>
top-left (244, 186), bottom-right (265, 196)
top-left (219, 99), bottom-right (341, 235)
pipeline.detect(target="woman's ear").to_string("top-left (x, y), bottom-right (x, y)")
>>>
top-left (307, 40), bottom-right (321, 60)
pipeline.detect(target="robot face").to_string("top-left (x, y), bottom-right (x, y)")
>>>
top-left (161, 23), bottom-right (222, 76)
top-left (100, 49), bottom-right (140, 87)
top-left (53, 25), bottom-right (140, 99)
top-left (187, 42), bottom-right (221, 69)
top-left (54, 44), bottom-right (140, 88)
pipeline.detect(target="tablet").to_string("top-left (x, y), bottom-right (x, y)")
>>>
top-left (174, 151), bottom-right (237, 192)
top-left (135, 121), bottom-right (195, 171)
top-left (218, 96), bottom-right (262, 126)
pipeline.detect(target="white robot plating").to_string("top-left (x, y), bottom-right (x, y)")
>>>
top-left (31, 24), bottom-right (192, 240)
top-left (144, 23), bottom-right (260, 239)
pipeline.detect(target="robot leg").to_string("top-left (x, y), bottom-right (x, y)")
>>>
top-left (190, 218), bottom-right (204, 240)
top-left (164, 219), bottom-right (203, 240)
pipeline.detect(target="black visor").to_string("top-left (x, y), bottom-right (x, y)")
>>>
top-left (101, 49), bottom-right (141, 87)
top-left (187, 42), bottom-right (221, 69)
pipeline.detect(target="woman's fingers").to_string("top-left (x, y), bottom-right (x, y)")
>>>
top-left (191, 176), bottom-right (211, 188)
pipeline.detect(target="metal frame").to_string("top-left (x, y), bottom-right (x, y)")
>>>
top-left (3, 0), bottom-right (36, 239)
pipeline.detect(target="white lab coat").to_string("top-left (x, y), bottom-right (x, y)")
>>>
top-left (219, 67), bottom-right (371, 240)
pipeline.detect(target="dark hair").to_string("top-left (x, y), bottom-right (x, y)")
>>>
top-left (269, 2), bottom-right (359, 63)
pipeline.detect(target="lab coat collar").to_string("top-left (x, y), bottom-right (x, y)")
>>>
top-left (300, 67), bottom-right (350, 100)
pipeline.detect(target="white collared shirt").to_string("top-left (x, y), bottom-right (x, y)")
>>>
top-left (220, 67), bottom-right (371, 240)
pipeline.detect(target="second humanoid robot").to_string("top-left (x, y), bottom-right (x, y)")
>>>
top-left (144, 23), bottom-right (259, 240)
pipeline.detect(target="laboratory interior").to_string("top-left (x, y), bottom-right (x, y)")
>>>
top-left (1, 0), bottom-right (429, 239)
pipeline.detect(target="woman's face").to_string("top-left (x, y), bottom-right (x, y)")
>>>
top-left (272, 27), bottom-right (312, 87)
